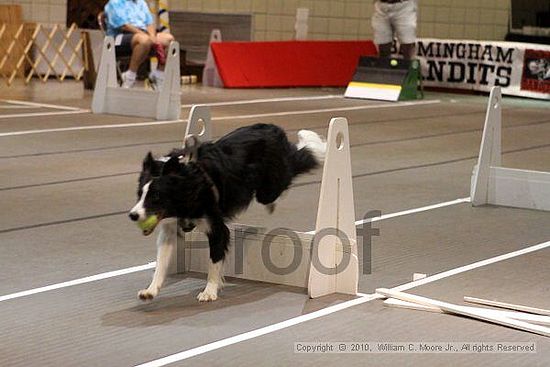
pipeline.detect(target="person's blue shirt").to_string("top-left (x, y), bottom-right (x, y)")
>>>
top-left (104, 0), bottom-right (153, 36)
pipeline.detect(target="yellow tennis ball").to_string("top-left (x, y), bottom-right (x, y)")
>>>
top-left (137, 215), bottom-right (159, 234)
top-left (390, 59), bottom-right (398, 66)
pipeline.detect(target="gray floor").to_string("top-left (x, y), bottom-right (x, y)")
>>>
top-left (0, 82), bottom-right (549, 367)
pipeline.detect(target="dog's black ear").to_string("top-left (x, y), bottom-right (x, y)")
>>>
top-left (143, 152), bottom-right (155, 169)
top-left (142, 152), bottom-right (160, 176)
top-left (161, 156), bottom-right (181, 176)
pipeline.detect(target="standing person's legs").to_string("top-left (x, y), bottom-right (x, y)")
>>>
top-left (392, 0), bottom-right (417, 60)
top-left (399, 43), bottom-right (415, 60)
top-left (377, 43), bottom-right (393, 58)
top-left (371, 1), bottom-right (393, 58)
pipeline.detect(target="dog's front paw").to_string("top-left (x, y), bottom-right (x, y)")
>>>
top-left (138, 288), bottom-right (158, 301)
top-left (197, 288), bottom-right (218, 302)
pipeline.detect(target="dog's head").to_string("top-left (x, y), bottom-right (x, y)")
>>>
top-left (128, 140), bottom-right (208, 235)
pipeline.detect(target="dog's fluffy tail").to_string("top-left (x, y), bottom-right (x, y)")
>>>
top-left (292, 130), bottom-right (327, 175)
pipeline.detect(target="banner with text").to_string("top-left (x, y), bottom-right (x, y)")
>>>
top-left (416, 38), bottom-right (550, 100)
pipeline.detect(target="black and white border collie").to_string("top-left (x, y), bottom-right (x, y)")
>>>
top-left (129, 123), bottom-right (326, 302)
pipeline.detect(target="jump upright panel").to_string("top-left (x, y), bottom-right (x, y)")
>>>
top-left (471, 86), bottom-right (550, 211)
top-left (184, 104), bottom-right (212, 141)
top-left (202, 29), bottom-right (223, 88)
top-left (91, 36), bottom-right (181, 120)
top-left (308, 117), bottom-right (358, 298)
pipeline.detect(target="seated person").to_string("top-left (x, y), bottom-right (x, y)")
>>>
top-left (104, 0), bottom-right (174, 88)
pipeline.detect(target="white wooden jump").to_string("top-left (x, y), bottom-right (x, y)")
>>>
top-left (184, 104), bottom-right (211, 140)
top-left (169, 106), bottom-right (359, 298)
top-left (91, 36), bottom-right (181, 120)
top-left (201, 29), bottom-right (223, 88)
top-left (471, 86), bottom-right (550, 211)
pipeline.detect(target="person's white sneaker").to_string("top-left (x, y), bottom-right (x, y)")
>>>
top-left (148, 70), bottom-right (165, 90)
top-left (121, 71), bottom-right (136, 88)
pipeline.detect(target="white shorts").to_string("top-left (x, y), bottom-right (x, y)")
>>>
top-left (371, 0), bottom-right (417, 45)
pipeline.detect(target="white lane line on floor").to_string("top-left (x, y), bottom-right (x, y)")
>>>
top-left (392, 240), bottom-right (550, 292)
top-left (0, 119), bottom-right (183, 137)
top-left (0, 105), bottom-right (40, 109)
top-left (305, 197), bottom-right (470, 234)
top-left (135, 294), bottom-right (382, 367)
top-left (211, 99), bottom-right (440, 121)
top-left (181, 94), bottom-right (343, 108)
top-left (0, 109), bottom-right (90, 120)
top-left (0, 195), bottom-right (466, 303)
top-left (0, 99), bottom-right (84, 111)
top-left (134, 239), bottom-right (550, 367)
top-left (0, 262), bottom-right (155, 302)
top-left (0, 99), bottom-right (440, 137)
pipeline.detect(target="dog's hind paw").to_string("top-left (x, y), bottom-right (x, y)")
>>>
top-left (197, 288), bottom-right (218, 302)
top-left (138, 289), bottom-right (157, 301)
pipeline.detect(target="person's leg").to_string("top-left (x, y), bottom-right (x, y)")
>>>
top-left (377, 42), bottom-right (393, 58)
top-left (156, 32), bottom-right (174, 47)
top-left (371, 1), bottom-right (394, 58)
top-left (147, 32), bottom-right (175, 89)
top-left (129, 32), bottom-right (153, 72)
top-left (392, 0), bottom-right (417, 60)
top-left (154, 32), bottom-right (175, 71)
top-left (400, 43), bottom-right (415, 60)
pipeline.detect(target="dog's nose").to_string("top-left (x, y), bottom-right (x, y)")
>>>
top-left (129, 212), bottom-right (139, 221)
